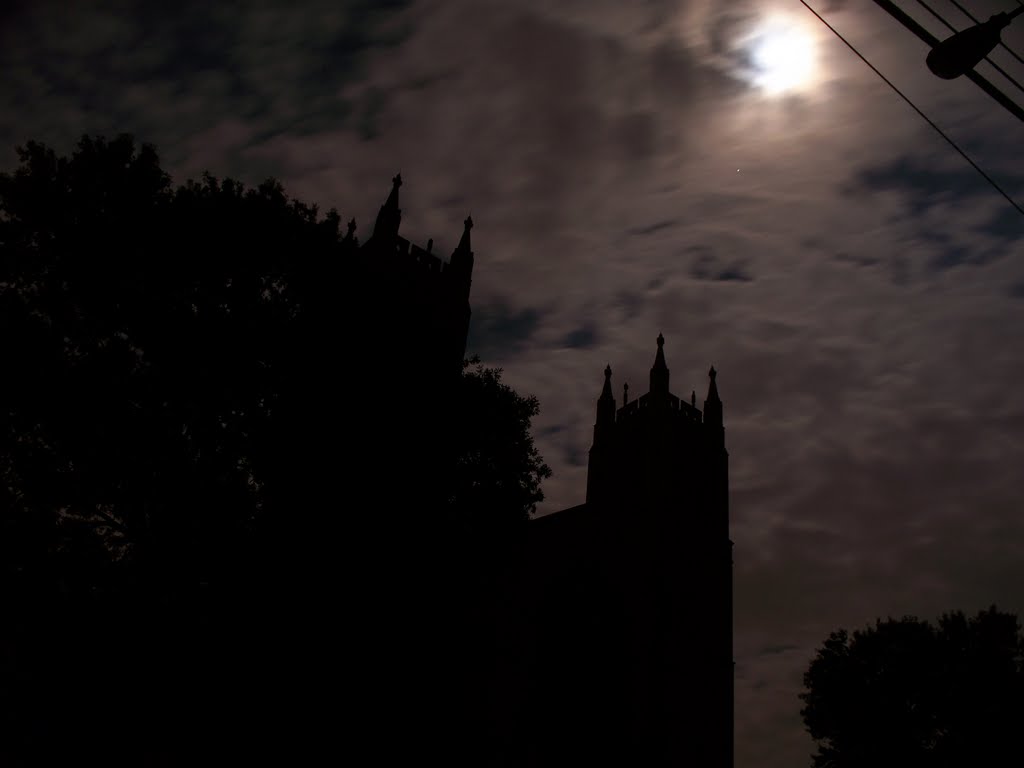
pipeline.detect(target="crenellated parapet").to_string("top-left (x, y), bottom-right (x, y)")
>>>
top-left (354, 174), bottom-right (474, 306)
top-left (617, 390), bottom-right (703, 426)
top-left (592, 334), bottom-right (723, 441)
top-left (335, 174), bottom-right (475, 379)
top-left (586, 334), bottom-right (727, 509)
top-left (545, 333), bottom-right (733, 768)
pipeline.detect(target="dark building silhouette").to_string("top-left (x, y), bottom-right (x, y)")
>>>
top-left (355, 171), bottom-right (474, 381)
top-left (273, 175), bottom-right (479, 763)
top-left (503, 336), bottom-right (733, 767)
top-left (304, 176), bottom-right (733, 766)
top-left (338, 172), bottom-right (474, 521)
top-left (299, 172), bottom-right (475, 524)
top-left (4, 161), bottom-right (734, 766)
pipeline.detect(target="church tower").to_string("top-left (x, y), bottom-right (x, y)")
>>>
top-left (527, 335), bottom-right (732, 767)
top-left (587, 334), bottom-right (732, 766)
top-left (357, 173), bottom-right (473, 380)
top-left (332, 174), bottom-right (476, 529)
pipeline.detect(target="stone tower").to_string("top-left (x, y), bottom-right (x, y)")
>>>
top-left (525, 335), bottom-right (733, 767)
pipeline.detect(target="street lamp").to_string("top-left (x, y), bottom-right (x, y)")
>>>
top-left (926, 6), bottom-right (1024, 79)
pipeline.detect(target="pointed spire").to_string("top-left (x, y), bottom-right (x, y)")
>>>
top-left (623, 382), bottom-right (630, 407)
top-left (450, 214), bottom-right (475, 285)
top-left (649, 332), bottom-right (670, 397)
top-left (372, 172), bottom-right (403, 243)
top-left (456, 215), bottom-right (473, 253)
top-left (385, 172), bottom-right (402, 210)
top-left (600, 364), bottom-right (614, 400)
top-left (707, 366), bottom-right (720, 402)
top-left (596, 363), bottom-right (616, 430)
top-left (703, 365), bottom-right (723, 431)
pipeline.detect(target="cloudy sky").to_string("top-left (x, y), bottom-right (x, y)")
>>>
top-left (4, 0), bottom-right (1024, 764)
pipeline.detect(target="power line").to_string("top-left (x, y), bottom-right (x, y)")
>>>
top-left (914, 0), bottom-right (1024, 96)
top-left (799, 0), bottom-right (1024, 217)
top-left (874, 0), bottom-right (1024, 122)
top-left (946, 0), bottom-right (1024, 69)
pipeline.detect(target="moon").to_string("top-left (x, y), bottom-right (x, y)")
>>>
top-left (746, 17), bottom-right (818, 95)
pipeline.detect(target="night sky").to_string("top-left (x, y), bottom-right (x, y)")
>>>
top-left (4, 1), bottom-right (1024, 765)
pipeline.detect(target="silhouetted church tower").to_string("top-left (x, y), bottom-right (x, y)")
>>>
top-left (355, 172), bottom-right (474, 380)
top-left (321, 174), bottom-right (477, 544)
top-left (333, 173), bottom-right (475, 522)
top-left (329, 180), bottom-right (733, 766)
top-left (523, 335), bottom-right (732, 767)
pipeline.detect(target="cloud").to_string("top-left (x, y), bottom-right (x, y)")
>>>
top-left (466, 300), bottom-right (543, 360)
top-left (626, 218), bottom-right (679, 237)
top-left (562, 323), bottom-right (600, 350)
top-left (846, 154), bottom-right (1021, 220)
top-left (0, 0), bottom-right (416, 182)
top-left (689, 245), bottom-right (754, 282)
top-left (4, 2), bottom-right (1024, 768)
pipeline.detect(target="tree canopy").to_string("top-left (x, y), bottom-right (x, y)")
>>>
top-left (0, 133), bottom-right (551, 763)
top-left (1, 133), bottom-right (549, 580)
top-left (801, 606), bottom-right (1024, 768)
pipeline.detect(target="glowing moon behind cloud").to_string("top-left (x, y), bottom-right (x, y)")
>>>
top-left (746, 17), bottom-right (818, 95)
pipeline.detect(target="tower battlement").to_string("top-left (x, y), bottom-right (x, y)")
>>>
top-left (527, 333), bottom-right (733, 767)
top-left (593, 334), bottom-right (724, 444)
top-left (355, 173), bottom-right (474, 302)
top-left (617, 389), bottom-right (704, 426)
top-left (367, 233), bottom-right (472, 289)
top-left (587, 334), bottom-right (726, 512)
top-left (344, 174), bottom-right (475, 377)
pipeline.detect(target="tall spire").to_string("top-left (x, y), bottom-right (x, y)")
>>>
top-left (596, 364), bottom-right (616, 432)
top-left (450, 215), bottom-right (475, 289)
top-left (372, 172), bottom-right (403, 242)
top-left (385, 172), bottom-right (401, 209)
top-left (456, 215), bottom-right (472, 254)
top-left (649, 332), bottom-right (670, 397)
top-left (706, 366), bottom-right (720, 403)
top-left (451, 216), bottom-right (473, 260)
top-left (703, 365), bottom-right (723, 433)
top-left (600, 363), bottom-right (614, 399)
top-left (587, 364), bottom-right (617, 502)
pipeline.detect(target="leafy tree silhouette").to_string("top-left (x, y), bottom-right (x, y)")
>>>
top-left (801, 606), bottom-right (1024, 768)
top-left (1, 134), bottom-right (550, 764)
top-left (448, 357), bottom-right (552, 528)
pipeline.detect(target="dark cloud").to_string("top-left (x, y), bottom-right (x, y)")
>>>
top-left (355, 86), bottom-right (388, 141)
top-left (562, 323), bottom-right (600, 349)
top-left (983, 204), bottom-right (1024, 243)
top-left (833, 252), bottom-right (881, 269)
top-left (626, 218), bottom-right (678, 237)
top-left (613, 111), bottom-right (659, 163)
top-left (564, 442), bottom-right (587, 467)
top-left (465, 300), bottom-right (543, 360)
top-left (759, 643), bottom-right (801, 656)
top-left (613, 289), bottom-right (645, 322)
top-left (708, 10), bottom-right (755, 59)
top-left (4, 2), bottom-right (1024, 768)
top-left (925, 238), bottom-right (974, 272)
top-left (0, 0), bottom-right (415, 179)
top-left (689, 245), bottom-right (754, 282)
top-left (846, 154), bottom-right (1022, 222)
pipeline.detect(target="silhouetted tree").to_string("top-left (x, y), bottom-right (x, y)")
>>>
top-left (1, 134), bottom-right (551, 763)
top-left (801, 606), bottom-right (1024, 768)
top-left (448, 357), bottom-right (552, 528)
